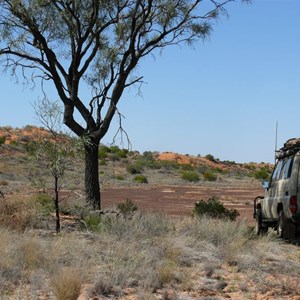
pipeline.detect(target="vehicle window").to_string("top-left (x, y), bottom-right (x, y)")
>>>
top-left (283, 157), bottom-right (294, 179)
top-left (272, 160), bottom-right (284, 181)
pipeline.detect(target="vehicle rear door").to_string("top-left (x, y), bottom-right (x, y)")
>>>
top-left (264, 160), bottom-right (284, 218)
top-left (274, 156), bottom-right (294, 218)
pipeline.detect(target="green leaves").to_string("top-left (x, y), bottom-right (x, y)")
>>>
top-left (194, 197), bottom-right (240, 221)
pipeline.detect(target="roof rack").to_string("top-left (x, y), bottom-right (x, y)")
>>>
top-left (275, 138), bottom-right (300, 160)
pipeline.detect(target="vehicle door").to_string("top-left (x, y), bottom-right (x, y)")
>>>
top-left (272, 156), bottom-right (294, 218)
top-left (265, 160), bottom-right (284, 218)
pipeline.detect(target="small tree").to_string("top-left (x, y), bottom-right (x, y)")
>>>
top-left (31, 98), bottom-right (75, 233)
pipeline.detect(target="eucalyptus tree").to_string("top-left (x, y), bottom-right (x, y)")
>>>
top-left (0, 0), bottom-right (247, 209)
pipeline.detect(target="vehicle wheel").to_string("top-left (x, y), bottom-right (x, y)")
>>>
top-left (255, 209), bottom-right (267, 235)
top-left (277, 210), bottom-right (286, 238)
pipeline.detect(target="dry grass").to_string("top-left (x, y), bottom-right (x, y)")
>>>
top-left (0, 195), bottom-right (37, 231)
top-left (0, 179), bottom-right (9, 186)
top-left (50, 267), bottom-right (83, 300)
top-left (0, 210), bottom-right (299, 299)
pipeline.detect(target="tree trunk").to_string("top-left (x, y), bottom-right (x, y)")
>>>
top-left (84, 140), bottom-right (101, 210)
top-left (54, 176), bottom-right (60, 234)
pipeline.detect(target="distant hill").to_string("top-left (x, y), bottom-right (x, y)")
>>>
top-left (0, 125), bottom-right (273, 192)
top-left (0, 125), bottom-right (51, 145)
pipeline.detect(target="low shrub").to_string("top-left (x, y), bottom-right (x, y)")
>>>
top-left (135, 154), bottom-right (162, 169)
top-left (224, 160), bottom-right (236, 165)
top-left (254, 168), bottom-right (269, 180)
top-left (142, 151), bottom-right (155, 160)
top-left (181, 164), bottom-right (194, 171)
top-left (99, 159), bottom-right (106, 166)
top-left (109, 146), bottom-right (128, 158)
top-left (126, 164), bottom-right (143, 174)
top-left (82, 214), bottom-right (102, 231)
top-left (203, 171), bottom-right (217, 181)
top-left (109, 145), bottom-right (121, 153)
top-left (98, 145), bottom-right (114, 158)
top-left (0, 136), bottom-right (6, 145)
top-left (193, 196), bottom-right (239, 221)
top-left (117, 198), bottom-right (138, 217)
top-left (115, 175), bottom-right (125, 180)
top-left (205, 154), bottom-right (215, 162)
top-left (35, 193), bottom-right (55, 216)
top-left (181, 171), bottom-right (199, 182)
top-left (134, 174), bottom-right (148, 184)
top-left (159, 160), bottom-right (180, 170)
top-left (116, 149), bottom-right (127, 158)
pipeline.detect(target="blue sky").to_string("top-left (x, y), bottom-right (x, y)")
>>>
top-left (1, 0), bottom-right (300, 163)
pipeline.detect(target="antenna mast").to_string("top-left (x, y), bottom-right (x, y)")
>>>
top-left (275, 121), bottom-right (278, 164)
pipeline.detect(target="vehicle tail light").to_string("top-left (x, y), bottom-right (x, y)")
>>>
top-left (289, 195), bottom-right (298, 214)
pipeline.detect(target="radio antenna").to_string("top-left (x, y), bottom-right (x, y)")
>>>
top-left (274, 121), bottom-right (278, 164)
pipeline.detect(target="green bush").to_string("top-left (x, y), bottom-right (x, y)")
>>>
top-left (115, 175), bottom-right (125, 180)
top-left (193, 197), bottom-right (239, 221)
top-left (213, 167), bottom-right (223, 174)
top-left (126, 164), bottom-right (143, 174)
top-left (205, 154), bottom-right (215, 162)
top-left (116, 149), bottom-right (127, 158)
top-left (203, 171), bottom-right (217, 181)
top-left (244, 163), bottom-right (256, 170)
top-left (98, 146), bottom-right (110, 159)
top-left (23, 125), bottom-right (35, 131)
top-left (181, 171), bottom-right (199, 182)
top-left (142, 151), bottom-right (154, 160)
top-left (132, 152), bottom-right (161, 170)
top-left (159, 160), bottom-right (180, 170)
top-left (109, 145), bottom-right (121, 153)
top-left (0, 136), bottom-right (6, 145)
top-left (99, 159), bottom-right (106, 166)
top-left (116, 198), bottom-right (138, 217)
top-left (134, 174), bottom-right (148, 184)
top-left (35, 193), bottom-right (54, 215)
top-left (82, 215), bottom-right (102, 231)
top-left (181, 164), bottom-right (194, 171)
top-left (224, 160), bottom-right (236, 165)
top-left (254, 169), bottom-right (269, 180)
top-left (106, 145), bottom-right (127, 159)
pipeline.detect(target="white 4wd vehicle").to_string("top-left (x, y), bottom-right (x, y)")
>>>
top-left (254, 138), bottom-right (300, 239)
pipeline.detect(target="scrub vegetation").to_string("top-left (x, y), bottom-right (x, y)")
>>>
top-left (1, 127), bottom-right (292, 299)
top-left (0, 194), bottom-right (299, 299)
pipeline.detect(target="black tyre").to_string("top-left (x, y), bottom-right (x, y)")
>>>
top-left (255, 209), bottom-right (268, 235)
top-left (277, 210), bottom-right (286, 238)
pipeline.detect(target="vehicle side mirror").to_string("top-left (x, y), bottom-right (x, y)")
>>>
top-left (262, 181), bottom-right (269, 190)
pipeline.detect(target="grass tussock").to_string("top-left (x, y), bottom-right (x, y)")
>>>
top-left (0, 209), bottom-right (299, 299)
top-left (50, 267), bottom-right (83, 300)
top-left (0, 195), bottom-right (37, 231)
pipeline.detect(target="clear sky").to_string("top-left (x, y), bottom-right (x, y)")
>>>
top-left (1, 0), bottom-right (300, 163)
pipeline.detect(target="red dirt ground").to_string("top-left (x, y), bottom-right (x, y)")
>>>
top-left (101, 185), bottom-right (264, 225)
